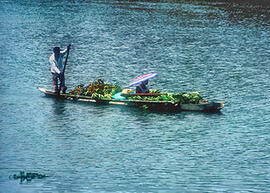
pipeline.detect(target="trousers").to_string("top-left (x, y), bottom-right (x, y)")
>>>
top-left (52, 73), bottom-right (67, 93)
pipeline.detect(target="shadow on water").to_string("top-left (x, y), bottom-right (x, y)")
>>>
top-left (211, 2), bottom-right (270, 26)
top-left (183, 1), bottom-right (269, 26)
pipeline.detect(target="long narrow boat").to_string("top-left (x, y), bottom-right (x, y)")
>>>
top-left (38, 87), bottom-right (224, 112)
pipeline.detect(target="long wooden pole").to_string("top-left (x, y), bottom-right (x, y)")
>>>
top-left (62, 44), bottom-right (70, 75)
top-left (58, 45), bottom-right (70, 95)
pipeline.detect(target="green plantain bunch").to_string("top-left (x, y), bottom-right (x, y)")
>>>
top-left (69, 79), bottom-right (122, 100)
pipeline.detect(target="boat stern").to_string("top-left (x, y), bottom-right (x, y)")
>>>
top-left (204, 101), bottom-right (225, 111)
top-left (179, 101), bottom-right (225, 112)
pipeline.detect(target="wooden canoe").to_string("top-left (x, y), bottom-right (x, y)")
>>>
top-left (38, 88), bottom-right (224, 112)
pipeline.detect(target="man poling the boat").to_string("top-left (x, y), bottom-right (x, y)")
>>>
top-left (49, 44), bottom-right (71, 94)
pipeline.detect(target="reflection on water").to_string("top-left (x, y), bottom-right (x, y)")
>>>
top-left (52, 100), bottom-right (67, 115)
top-left (216, 3), bottom-right (270, 26)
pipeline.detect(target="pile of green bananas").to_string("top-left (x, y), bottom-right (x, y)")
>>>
top-left (128, 92), bottom-right (203, 104)
top-left (69, 81), bottom-right (203, 104)
top-left (174, 92), bottom-right (203, 104)
top-left (69, 79), bottom-right (122, 100)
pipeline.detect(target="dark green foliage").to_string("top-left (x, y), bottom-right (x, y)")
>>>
top-left (128, 92), bottom-right (204, 104)
top-left (69, 81), bottom-right (203, 104)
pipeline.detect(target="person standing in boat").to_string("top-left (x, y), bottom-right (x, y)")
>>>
top-left (49, 45), bottom-right (70, 93)
top-left (136, 80), bottom-right (149, 93)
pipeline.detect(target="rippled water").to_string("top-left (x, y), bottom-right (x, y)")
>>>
top-left (1, 0), bottom-right (270, 192)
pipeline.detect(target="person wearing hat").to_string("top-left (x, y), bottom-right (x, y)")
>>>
top-left (49, 45), bottom-right (70, 93)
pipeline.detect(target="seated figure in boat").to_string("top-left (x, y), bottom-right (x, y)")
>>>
top-left (49, 45), bottom-right (70, 93)
top-left (136, 80), bottom-right (149, 93)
